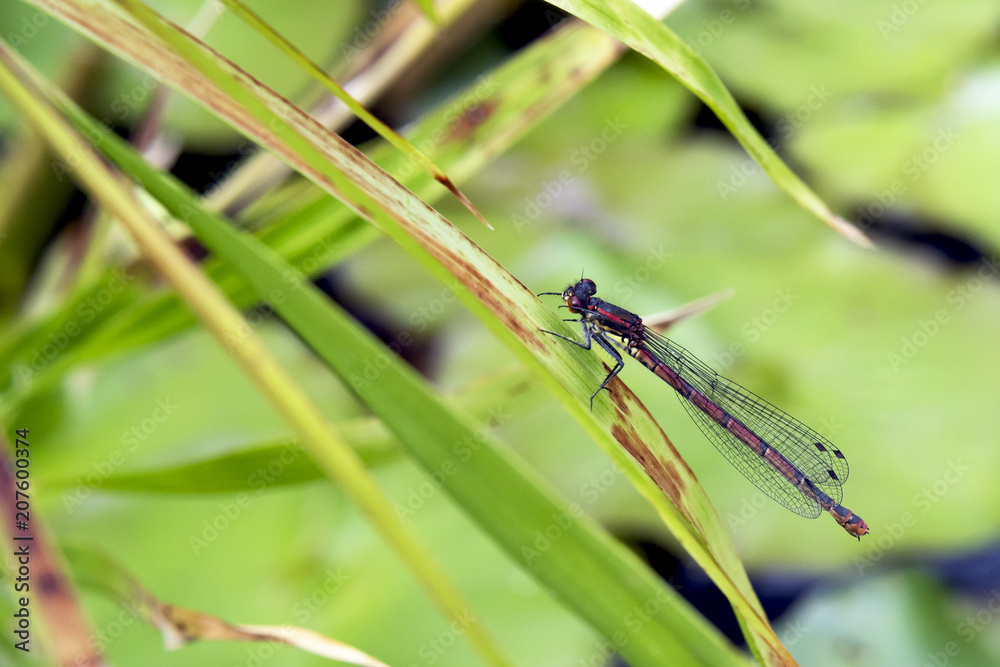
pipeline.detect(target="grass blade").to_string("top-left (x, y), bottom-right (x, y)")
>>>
top-left (52, 371), bottom-right (539, 495)
top-left (23, 2), bottom-right (794, 661)
top-left (63, 543), bottom-right (391, 666)
top-left (0, 41), bottom-right (512, 667)
top-left (216, 0), bottom-right (490, 227)
top-left (27, 59), bottom-right (750, 666)
top-left (550, 0), bottom-right (871, 247)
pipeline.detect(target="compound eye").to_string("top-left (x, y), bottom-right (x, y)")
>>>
top-left (566, 295), bottom-right (583, 309)
top-left (578, 279), bottom-right (597, 297)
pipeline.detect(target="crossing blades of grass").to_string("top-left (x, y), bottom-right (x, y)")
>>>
top-left (550, 0), bottom-right (871, 247)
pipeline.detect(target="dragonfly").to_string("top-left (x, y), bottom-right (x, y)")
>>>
top-left (539, 278), bottom-right (868, 539)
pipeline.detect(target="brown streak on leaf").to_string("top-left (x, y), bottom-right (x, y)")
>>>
top-left (444, 100), bottom-right (498, 143)
top-left (611, 386), bottom-right (631, 418)
top-left (610, 421), bottom-right (688, 510)
top-left (507, 380), bottom-right (533, 397)
top-left (422, 239), bottom-right (546, 354)
top-left (436, 174), bottom-right (493, 229)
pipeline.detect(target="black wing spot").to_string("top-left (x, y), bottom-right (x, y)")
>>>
top-left (828, 469), bottom-right (839, 481)
top-left (814, 442), bottom-right (827, 452)
top-left (833, 449), bottom-right (846, 459)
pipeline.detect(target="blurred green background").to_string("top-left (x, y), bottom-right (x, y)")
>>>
top-left (3, 0), bottom-right (1000, 665)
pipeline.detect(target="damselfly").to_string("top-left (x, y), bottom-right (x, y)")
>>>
top-left (539, 279), bottom-right (868, 539)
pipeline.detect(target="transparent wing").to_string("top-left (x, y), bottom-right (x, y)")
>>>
top-left (675, 396), bottom-right (823, 517)
top-left (643, 330), bottom-right (848, 517)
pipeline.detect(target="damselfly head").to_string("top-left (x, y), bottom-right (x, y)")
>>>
top-left (562, 278), bottom-right (597, 310)
top-left (544, 278), bottom-right (596, 312)
top-left (574, 278), bottom-right (597, 297)
top-left (539, 279), bottom-right (598, 311)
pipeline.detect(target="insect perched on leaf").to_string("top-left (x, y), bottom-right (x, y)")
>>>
top-left (540, 279), bottom-right (867, 539)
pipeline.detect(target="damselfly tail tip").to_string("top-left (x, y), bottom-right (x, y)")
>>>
top-left (845, 514), bottom-right (868, 540)
top-left (830, 505), bottom-right (867, 539)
